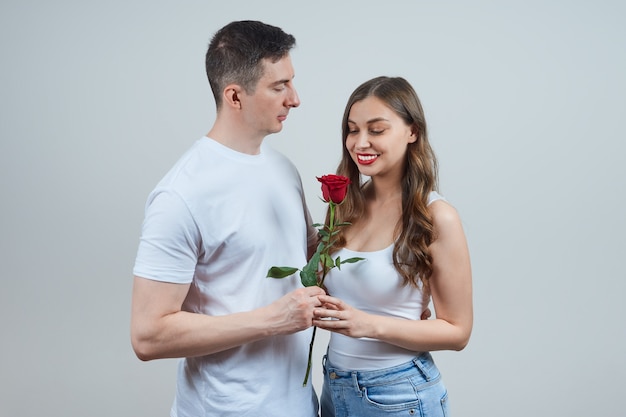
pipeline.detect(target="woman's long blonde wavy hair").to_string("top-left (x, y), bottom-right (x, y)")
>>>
top-left (329, 76), bottom-right (439, 288)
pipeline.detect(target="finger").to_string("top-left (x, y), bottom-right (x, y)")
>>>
top-left (313, 318), bottom-right (347, 331)
top-left (309, 298), bottom-right (322, 308)
top-left (312, 319), bottom-right (333, 329)
top-left (304, 286), bottom-right (326, 296)
top-left (317, 294), bottom-right (342, 305)
top-left (314, 308), bottom-right (339, 320)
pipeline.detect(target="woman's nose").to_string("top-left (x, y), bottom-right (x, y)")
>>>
top-left (355, 132), bottom-right (370, 149)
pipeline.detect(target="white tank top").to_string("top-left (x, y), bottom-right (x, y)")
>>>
top-left (324, 191), bottom-right (444, 370)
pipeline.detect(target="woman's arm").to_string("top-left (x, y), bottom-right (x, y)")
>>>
top-left (313, 200), bottom-right (473, 352)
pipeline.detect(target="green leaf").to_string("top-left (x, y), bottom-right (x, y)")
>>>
top-left (314, 241), bottom-right (325, 254)
top-left (311, 223), bottom-right (324, 228)
top-left (300, 269), bottom-right (318, 287)
top-left (335, 222), bottom-right (352, 227)
top-left (340, 257), bottom-right (366, 264)
top-left (320, 254), bottom-right (335, 269)
top-left (267, 266), bottom-right (299, 278)
top-left (302, 250), bottom-right (321, 275)
top-left (335, 256), bottom-right (342, 270)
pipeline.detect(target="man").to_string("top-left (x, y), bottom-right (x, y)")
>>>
top-left (131, 21), bottom-right (324, 417)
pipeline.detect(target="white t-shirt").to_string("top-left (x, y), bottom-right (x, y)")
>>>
top-left (324, 191), bottom-right (445, 370)
top-left (134, 137), bottom-right (318, 417)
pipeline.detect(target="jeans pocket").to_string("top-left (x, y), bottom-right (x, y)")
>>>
top-left (363, 378), bottom-right (420, 411)
top-left (412, 382), bottom-right (448, 417)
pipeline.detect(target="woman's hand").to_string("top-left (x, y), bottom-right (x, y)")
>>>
top-left (312, 294), bottom-right (374, 338)
top-left (313, 295), bottom-right (432, 340)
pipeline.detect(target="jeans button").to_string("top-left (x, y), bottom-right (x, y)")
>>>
top-left (329, 372), bottom-right (338, 379)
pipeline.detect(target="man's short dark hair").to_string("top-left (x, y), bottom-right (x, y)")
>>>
top-left (205, 20), bottom-right (296, 108)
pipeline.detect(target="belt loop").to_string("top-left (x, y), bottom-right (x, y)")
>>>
top-left (412, 356), bottom-right (431, 381)
top-left (351, 372), bottom-right (363, 397)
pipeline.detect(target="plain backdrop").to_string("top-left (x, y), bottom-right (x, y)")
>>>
top-left (1, 1), bottom-right (625, 416)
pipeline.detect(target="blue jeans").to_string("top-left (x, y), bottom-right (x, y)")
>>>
top-left (320, 352), bottom-right (449, 417)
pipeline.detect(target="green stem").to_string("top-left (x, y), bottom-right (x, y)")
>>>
top-left (302, 325), bottom-right (317, 386)
top-left (302, 265), bottom-right (329, 386)
top-left (318, 202), bottom-right (335, 289)
top-left (302, 201), bottom-right (337, 386)
top-left (328, 201), bottom-right (335, 230)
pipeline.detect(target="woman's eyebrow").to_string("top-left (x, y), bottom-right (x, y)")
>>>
top-left (347, 117), bottom-right (390, 124)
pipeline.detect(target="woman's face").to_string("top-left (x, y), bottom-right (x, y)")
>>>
top-left (345, 96), bottom-right (416, 180)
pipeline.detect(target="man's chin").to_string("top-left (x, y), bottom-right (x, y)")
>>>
top-left (269, 125), bottom-right (284, 135)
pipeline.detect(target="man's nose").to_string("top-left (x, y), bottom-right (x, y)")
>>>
top-left (287, 87), bottom-right (300, 108)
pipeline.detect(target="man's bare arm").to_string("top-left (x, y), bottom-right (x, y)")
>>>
top-left (130, 276), bottom-right (325, 361)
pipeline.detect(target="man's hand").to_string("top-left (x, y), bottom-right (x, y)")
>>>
top-left (265, 286), bottom-right (326, 335)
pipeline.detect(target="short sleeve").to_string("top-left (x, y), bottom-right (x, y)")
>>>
top-left (133, 189), bottom-right (200, 284)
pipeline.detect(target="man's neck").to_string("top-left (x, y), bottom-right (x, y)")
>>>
top-left (206, 122), bottom-right (265, 155)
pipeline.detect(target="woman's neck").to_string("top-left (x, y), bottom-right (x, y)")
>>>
top-left (367, 176), bottom-right (403, 204)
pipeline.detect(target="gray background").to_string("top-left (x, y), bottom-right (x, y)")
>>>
top-left (1, 1), bottom-right (624, 416)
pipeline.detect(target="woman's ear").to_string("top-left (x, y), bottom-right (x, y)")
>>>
top-left (408, 126), bottom-right (418, 143)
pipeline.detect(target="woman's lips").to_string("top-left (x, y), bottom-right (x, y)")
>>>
top-left (357, 153), bottom-right (378, 165)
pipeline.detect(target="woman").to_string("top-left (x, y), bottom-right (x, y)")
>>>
top-left (313, 76), bottom-right (473, 417)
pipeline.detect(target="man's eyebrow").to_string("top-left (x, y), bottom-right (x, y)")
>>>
top-left (269, 74), bottom-right (295, 87)
top-left (270, 80), bottom-right (289, 87)
top-left (270, 79), bottom-right (289, 87)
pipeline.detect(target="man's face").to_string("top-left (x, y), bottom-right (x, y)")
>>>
top-left (239, 55), bottom-right (300, 136)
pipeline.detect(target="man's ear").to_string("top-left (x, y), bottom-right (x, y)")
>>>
top-left (223, 84), bottom-right (243, 109)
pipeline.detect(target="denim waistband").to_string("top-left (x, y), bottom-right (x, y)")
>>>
top-left (323, 351), bottom-right (440, 387)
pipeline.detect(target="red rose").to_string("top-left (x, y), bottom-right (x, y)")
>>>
top-left (317, 174), bottom-right (351, 204)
